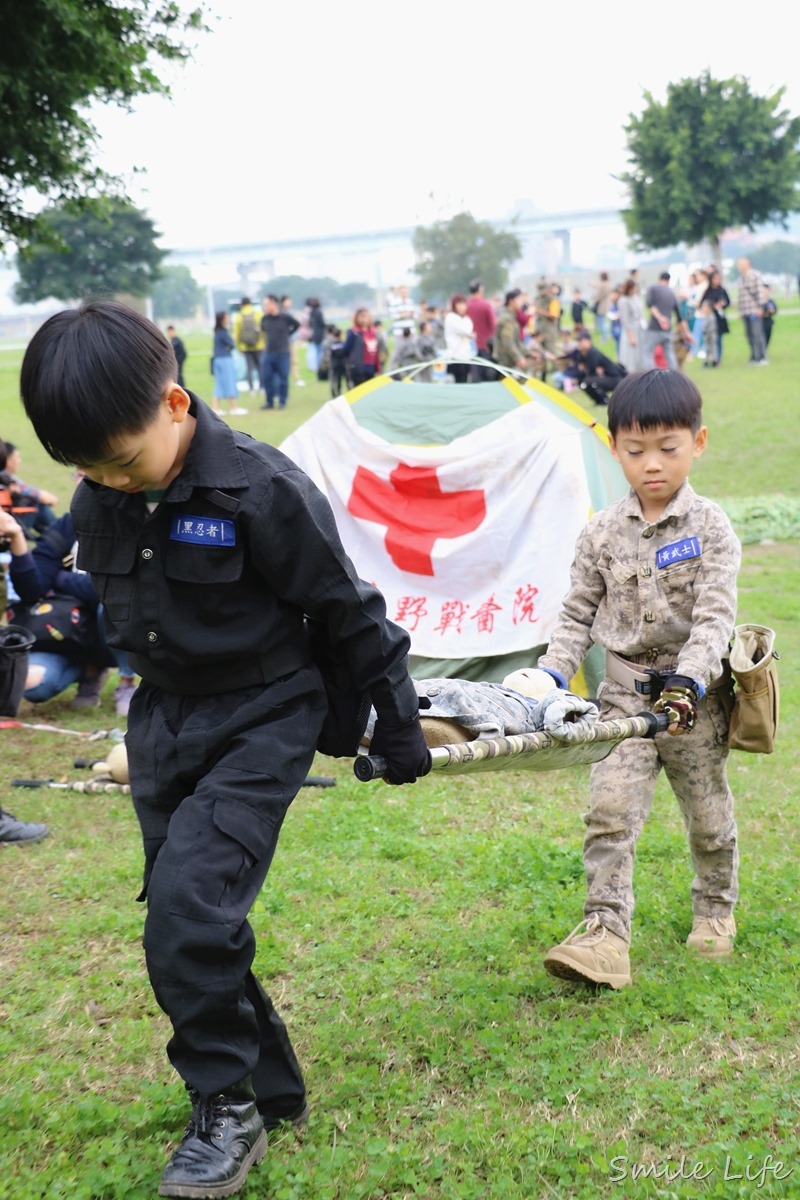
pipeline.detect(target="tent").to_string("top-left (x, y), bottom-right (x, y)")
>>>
top-left (280, 366), bottom-right (627, 686)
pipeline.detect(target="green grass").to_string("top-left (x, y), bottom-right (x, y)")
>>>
top-left (1, 318), bottom-right (799, 1198)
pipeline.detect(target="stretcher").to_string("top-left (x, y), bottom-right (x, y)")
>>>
top-left (353, 710), bottom-right (672, 781)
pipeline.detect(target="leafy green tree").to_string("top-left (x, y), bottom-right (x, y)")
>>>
top-left (14, 202), bottom-right (166, 303)
top-left (413, 212), bottom-right (522, 301)
top-left (152, 264), bottom-right (205, 319)
top-left (621, 73), bottom-right (800, 268)
top-left (0, 1), bottom-right (205, 249)
top-left (749, 240), bottom-right (800, 276)
top-left (254, 275), bottom-right (372, 308)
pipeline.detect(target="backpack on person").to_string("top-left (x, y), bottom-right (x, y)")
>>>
top-left (239, 309), bottom-right (259, 348)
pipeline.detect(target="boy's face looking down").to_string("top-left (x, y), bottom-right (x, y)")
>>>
top-left (610, 421), bottom-right (707, 519)
top-left (80, 386), bottom-right (193, 494)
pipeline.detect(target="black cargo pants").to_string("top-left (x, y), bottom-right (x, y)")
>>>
top-left (125, 665), bottom-right (326, 1121)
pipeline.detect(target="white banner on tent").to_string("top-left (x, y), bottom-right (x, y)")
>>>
top-left (281, 398), bottom-right (594, 659)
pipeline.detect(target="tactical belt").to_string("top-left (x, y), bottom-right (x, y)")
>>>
top-left (605, 650), bottom-right (725, 700)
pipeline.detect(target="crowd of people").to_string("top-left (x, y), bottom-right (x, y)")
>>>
top-left (367, 256), bottom-right (778, 405)
top-left (197, 257), bottom-right (776, 412)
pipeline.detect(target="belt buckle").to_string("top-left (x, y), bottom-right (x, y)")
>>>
top-left (641, 668), bottom-right (665, 701)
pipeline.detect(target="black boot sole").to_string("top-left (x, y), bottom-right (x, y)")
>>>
top-left (157, 1128), bottom-right (267, 1198)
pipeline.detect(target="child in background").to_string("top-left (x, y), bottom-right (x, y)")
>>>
top-left (762, 285), bottom-right (777, 351)
top-left (700, 300), bottom-right (719, 367)
top-left (539, 369), bottom-right (740, 989)
top-left (415, 321), bottom-right (437, 381)
top-left (20, 300), bottom-right (430, 1198)
top-left (166, 325), bottom-right (188, 389)
top-left (388, 327), bottom-right (422, 374)
top-left (327, 328), bottom-right (349, 396)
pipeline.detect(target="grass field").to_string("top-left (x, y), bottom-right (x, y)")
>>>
top-left (0, 317), bottom-right (798, 1199)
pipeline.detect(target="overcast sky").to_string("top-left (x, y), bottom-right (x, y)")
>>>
top-left (88, 2), bottom-right (797, 251)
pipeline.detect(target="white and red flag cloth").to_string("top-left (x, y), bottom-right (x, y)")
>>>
top-left (280, 377), bottom-right (625, 660)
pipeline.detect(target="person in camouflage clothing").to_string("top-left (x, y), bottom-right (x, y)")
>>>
top-left (493, 289), bottom-right (541, 374)
top-left (538, 369), bottom-right (740, 988)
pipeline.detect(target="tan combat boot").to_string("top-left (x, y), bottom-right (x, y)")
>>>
top-left (544, 914), bottom-right (631, 988)
top-left (686, 914), bottom-right (736, 957)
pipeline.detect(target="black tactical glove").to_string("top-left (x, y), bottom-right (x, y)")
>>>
top-left (369, 714), bottom-right (432, 785)
top-left (653, 675), bottom-right (701, 733)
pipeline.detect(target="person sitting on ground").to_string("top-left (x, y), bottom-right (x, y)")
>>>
top-left (572, 331), bottom-right (627, 405)
top-left (0, 440), bottom-right (58, 536)
top-left (0, 507), bottom-right (138, 715)
top-left (551, 330), bottom-right (582, 392)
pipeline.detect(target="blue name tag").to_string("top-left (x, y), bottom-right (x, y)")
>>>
top-left (169, 516), bottom-right (236, 546)
top-left (656, 537), bottom-right (701, 569)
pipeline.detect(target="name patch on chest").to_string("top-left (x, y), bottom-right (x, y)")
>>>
top-left (656, 537), bottom-right (701, 569)
top-left (169, 516), bottom-right (236, 546)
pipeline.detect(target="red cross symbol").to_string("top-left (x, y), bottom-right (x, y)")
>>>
top-left (348, 463), bottom-right (486, 576)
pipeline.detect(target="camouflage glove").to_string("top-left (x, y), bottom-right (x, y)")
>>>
top-left (370, 713), bottom-right (432, 785)
top-left (653, 675), bottom-right (701, 732)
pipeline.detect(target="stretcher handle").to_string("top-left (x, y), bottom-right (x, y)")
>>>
top-left (353, 755), bottom-right (387, 782)
top-left (354, 710), bottom-right (673, 781)
top-left (639, 710), bottom-right (673, 736)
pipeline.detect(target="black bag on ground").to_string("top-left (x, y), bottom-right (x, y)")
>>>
top-left (0, 625), bottom-right (35, 716)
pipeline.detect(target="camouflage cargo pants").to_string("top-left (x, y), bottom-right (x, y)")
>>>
top-left (582, 676), bottom-right (737, 942)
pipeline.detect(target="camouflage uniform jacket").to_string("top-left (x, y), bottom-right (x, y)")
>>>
top-left (493, 308), bottom-right (526, 368)
top-left (538, 482), bottom-right (740, 691)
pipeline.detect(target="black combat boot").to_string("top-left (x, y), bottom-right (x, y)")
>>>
top-left (158, 1077), bottom-right (267, 1198)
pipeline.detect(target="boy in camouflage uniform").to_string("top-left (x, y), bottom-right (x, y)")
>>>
top-left (538, 369), bottom-right (740, 988)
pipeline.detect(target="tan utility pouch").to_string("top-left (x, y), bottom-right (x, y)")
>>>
top-left (728, 624), bottom-right (780, 754)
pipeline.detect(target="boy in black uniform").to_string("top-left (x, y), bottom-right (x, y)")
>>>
top-left (20, 301), bottom-right (430, 1199)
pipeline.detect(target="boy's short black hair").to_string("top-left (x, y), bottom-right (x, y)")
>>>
top-left (608, 369), bottom-right (703, 437)
top-left (20, 300), bottom-right (177, 467)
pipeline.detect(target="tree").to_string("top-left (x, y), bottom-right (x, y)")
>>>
top-left (413, 212), bottom-right (522, 301)
top-left (0, 1), bottom-right (205, 249)
top-left (621, 73), bottom-right (800, 269)
top-left (749, 240), bottom-right (800, 277)
top-left (152, 264), bottom-right (205, 319)
top-left (14, 201), bottom-right (166, 303)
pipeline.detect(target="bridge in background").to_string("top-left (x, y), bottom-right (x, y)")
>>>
top-left (167, 206), bottom-right (626, 292)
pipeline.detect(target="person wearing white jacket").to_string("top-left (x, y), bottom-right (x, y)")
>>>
top-left (443, 293), bottom-right (475, 383)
